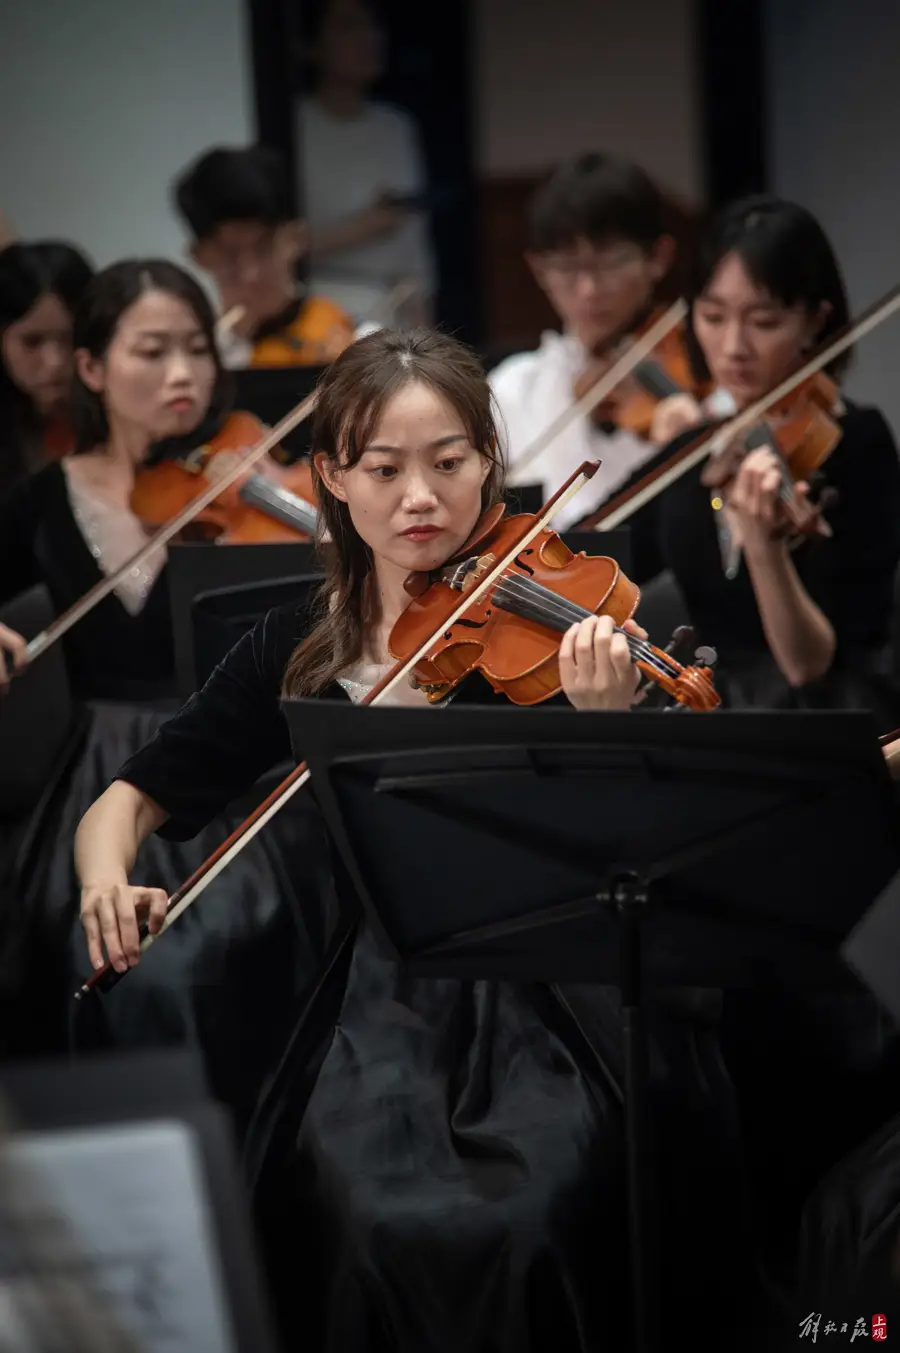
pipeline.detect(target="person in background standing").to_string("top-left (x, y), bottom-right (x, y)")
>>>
top-left (296, 0), bottom-right (437, 329)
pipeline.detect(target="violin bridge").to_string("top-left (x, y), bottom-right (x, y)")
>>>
top-left (462, 552), bottom-right (496, 591)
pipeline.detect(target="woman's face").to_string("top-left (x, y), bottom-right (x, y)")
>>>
top-left (314, 0), bottom-right (384, 87)
top-left (2, 292), bottom-right (74, 416)
top-left (692, 251), bottom-right (824, 407)
top-left (318, 379), bottom-right (491, 576)
top-left (77, 288), bottom-right (217, 444)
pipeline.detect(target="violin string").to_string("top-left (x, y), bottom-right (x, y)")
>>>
top-left (487, 572), bottom-right (681, 680)
top-left (491, 575), bottom-right (673, 674)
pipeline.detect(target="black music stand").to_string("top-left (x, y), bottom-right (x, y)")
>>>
top-left (232, 366), bottom-right (324, 461)
top-left (280, 700), bottom-right (900, 1353)
top-left (167, 541), bottom-right (320, 698)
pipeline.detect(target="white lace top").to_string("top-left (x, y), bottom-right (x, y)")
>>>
top-left (62, 461), bottom-right (166, 616)
top-left (336, 659), bottom-right (431, 707)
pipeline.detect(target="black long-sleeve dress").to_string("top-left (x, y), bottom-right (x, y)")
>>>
top-left (110, 599), bottom-right (773, 1352)
top-left (0, 461), bottom-right (175, 702)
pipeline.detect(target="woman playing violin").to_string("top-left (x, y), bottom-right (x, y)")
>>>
top-left (647, 195), bottom-right (900, 715)
top-left (0, 259), bottom-right (234, 700)
top-left (0, 239), bottom-right (94, 497)
top-left (490, 152), bottom-right (677, 542)
top-left (73, 329), bottom-right (766, 1351)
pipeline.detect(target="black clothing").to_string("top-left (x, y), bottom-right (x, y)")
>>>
top-left (0, 462), bottom-right (174, 701)
top-left (115, 600), bottom-right (769, 1351)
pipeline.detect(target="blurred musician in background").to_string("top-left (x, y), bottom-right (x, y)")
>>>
top-left (296, 0), bottom-right (436, 328)
top-left (0, 259), bottom-right (230, 702)
top-left (489, 153), bottom-right (676, 541)
top-left (0, 240), bottom-right (94, 497)
top-left (646, 195), bottom-right (900, 718)
top-left (173, 145), bottom-right (354, 368)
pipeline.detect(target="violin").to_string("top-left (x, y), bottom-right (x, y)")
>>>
top-left (698, 370), bottom-right (841, 540)
top-left (572, 308), bottom-right (713, 438)
top-left (389, 502), bottom-right (720, 710)
top-left (131, 410), bottom-right (318, 544)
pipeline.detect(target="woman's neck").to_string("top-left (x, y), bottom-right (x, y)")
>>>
top-left (315, 81), bottom-right (365, 119)
top-left (365, 556), bottom-right (415, 661)
top-left (96, 420), bottom-right (152, 473)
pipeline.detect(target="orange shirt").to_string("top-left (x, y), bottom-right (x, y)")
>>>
top-left (251, 296), bottom-right (355, 367)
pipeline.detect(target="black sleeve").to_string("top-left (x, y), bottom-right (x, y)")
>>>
top-left (795, 405), bottom-right (900, 650)
top-left (114, 603), bottom-right (306, 840)
top-left (0, 474), bottom-right (42, 608)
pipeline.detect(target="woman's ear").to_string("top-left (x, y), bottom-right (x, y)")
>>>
top-left (315, 450), bottom-right (347, 501)
top-left (808, 300), bottom-right (832, 348)
top-left (479, 453), bottom-right (492, 485)
top-left (75, 349), bottom-right (105, 394)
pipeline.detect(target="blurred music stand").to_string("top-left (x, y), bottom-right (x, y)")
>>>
top-left (232, 366), bottom-right (324, 461)
top-left (167, 542), bottom-right (320, 699)
top-left (281, 701), bottom-right (900, 1353)
top-left (0, 1048), bottom-right (281, 1352)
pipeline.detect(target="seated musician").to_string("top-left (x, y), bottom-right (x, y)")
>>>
top-left (646, 195), bottom-right (900, 717)
top-left (0, 240), bottom-right (94, 496)
top-left (489, 152), bottom-right (676, 538)
top-left (0, 258), bottom-right (297, 701)
top-left (173, 145), bottom-right (355, 368)
top-left (73, 326), bottom-right (767, 1351)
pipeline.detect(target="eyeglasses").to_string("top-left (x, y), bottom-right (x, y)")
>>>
top-left (539, 246), bottom-right (646, 285)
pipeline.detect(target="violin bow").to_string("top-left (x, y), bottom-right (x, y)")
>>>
top-left (215, 304), bottom-right (246, 338)
top-left (74, 462), bottom-right (600, 1000)
top-left (506, 299), bottom-right (687, 483)
top-left (581, 280), bottom-right (900, 533)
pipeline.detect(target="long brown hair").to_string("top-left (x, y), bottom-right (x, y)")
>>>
top-left (282, 327), bottom-right (504, 697)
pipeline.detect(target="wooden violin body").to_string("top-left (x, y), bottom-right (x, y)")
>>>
top-left (389, 508), bottom-right (720, 710)
top-left (573, 313), bottom-right (712, 437)
top-left (131, 409), bottom-right (318, 544)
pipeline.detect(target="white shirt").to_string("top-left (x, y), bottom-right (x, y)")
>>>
top-left (298, 97), bottom-right (437, 325)
top-left (489, 331), bottom-right (665, 531)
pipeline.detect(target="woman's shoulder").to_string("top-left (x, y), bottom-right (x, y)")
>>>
top-left (242, 590), bottom-right (323, 688)
top-left (830, 398), bottom-right (899, 473)
top-left (835, 397), bottom-right (897, 447)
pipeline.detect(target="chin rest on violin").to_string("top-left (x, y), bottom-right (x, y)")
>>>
top-left (130, 409), bottom-right (318, 545)
top-left (389, 503), bottom-right (720, 711)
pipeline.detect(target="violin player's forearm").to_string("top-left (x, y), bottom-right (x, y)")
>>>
top-left (74, 780), bottom-right (168, 887)
top-left (742, 540), bottom-right (836, 686)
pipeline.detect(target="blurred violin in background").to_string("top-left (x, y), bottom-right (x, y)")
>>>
top-left (572, 307), bottom-right (713, 438)
top-left (130, 409), bottom-right (318, 544)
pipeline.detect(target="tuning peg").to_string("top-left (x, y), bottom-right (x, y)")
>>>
top-left (693, 645), bottom-right (717, 670)
top-left (664, 624), bottom-right (695, 658)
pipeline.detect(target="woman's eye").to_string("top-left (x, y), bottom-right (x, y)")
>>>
top-left (437, 457), bottom-right (463, 472)
top-left (697, 311), bottom-right (723, 326)
top-left (190, 339), bottom-right (211, 355)
top-left (369, 464), bottom-right (397, 479)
